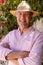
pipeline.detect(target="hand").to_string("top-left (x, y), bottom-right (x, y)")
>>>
top-left (10, 60), bottom-right (19, 65)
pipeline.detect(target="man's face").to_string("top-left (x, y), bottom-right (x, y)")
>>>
top-left (16, 11), bottom-right (33, 28)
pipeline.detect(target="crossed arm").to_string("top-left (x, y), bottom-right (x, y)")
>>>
top-left (1, 42), bottom-right (30, 60)
top-left (6, 51), bottom-right (30, 60)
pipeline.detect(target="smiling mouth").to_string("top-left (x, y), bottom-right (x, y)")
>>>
top-left (20, 22), bottom-right (28, 27)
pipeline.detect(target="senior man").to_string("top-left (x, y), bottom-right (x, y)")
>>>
top-left (0, 1), bottom-right (43, 65)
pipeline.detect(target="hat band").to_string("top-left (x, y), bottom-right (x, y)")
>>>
top-left (17, 6), bottom-right (31, 11)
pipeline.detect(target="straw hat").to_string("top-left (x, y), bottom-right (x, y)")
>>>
top-left (10, 1), bottom-right (38, 17)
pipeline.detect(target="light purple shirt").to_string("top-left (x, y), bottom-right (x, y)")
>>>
top-left (0, 27), bottom-right (43, 65)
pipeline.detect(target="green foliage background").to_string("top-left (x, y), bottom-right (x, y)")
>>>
top-left (0, 0), bottom-right (43, 35)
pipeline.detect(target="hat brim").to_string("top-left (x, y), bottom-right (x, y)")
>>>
top-left (10, 10), bottom-right (38, 17)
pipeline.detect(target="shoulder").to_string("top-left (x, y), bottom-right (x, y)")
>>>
top-left (34, 28), bottom-right (43, 37)
top-left (30, 27), bottom-right (43, 38)
top-left (5, 29), bottom-right (18, 38)
top-left (32, 27), bottom-right (43, 42)
top-left (8, 29), bottom-right (18, 35)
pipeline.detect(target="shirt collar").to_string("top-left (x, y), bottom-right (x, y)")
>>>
top-left (18, 26), bottom-right (33, 37)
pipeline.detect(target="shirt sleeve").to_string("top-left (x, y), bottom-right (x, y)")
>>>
top-left (0, 33), bottom-right (12, 61)
top-left (18, 34), bottom-right (43, 65)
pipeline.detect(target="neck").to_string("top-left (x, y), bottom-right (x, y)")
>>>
top-left (19, 26), bottom-right (30, 35)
